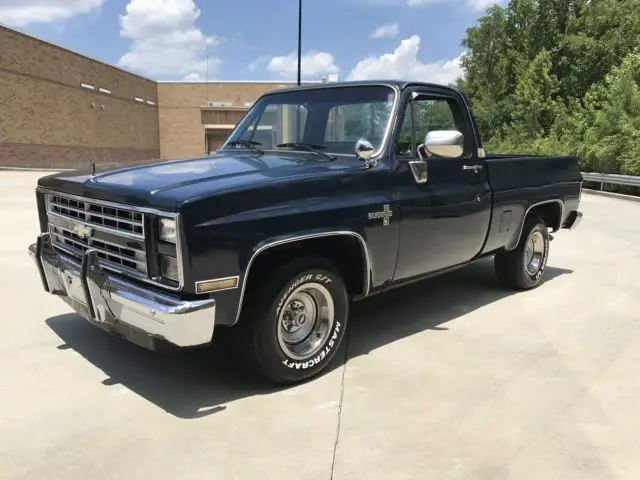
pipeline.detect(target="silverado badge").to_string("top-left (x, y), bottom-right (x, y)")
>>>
top-left (368, 204), bottom-right (393, 226)
top-left (72, 223), bottom-right (93, 239)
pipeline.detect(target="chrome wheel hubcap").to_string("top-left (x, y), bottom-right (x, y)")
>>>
top-left (524, 230), bottom-right (545, 275)
top-left (277, 282), bottom-right (334, 360)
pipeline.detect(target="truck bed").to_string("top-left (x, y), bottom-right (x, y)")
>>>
top-left (484, 154), bottom-right (582, 192)
top-left (480, 154), bottom-right (583, 254)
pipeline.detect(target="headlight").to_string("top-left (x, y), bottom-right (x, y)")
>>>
top-left (160, 255), bottom-right (179, 281)
top-left (159, 218), bottom-right (176, 243)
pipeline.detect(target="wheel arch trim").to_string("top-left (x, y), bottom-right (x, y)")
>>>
top-left (508, 199), bottom-right (564, 250)
top-left (234, 230), bottom-right (372, 323)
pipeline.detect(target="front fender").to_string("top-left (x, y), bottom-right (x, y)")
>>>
top-left (179, 173), bottom-right (398, 326)
top-left (231, 229), bottom-right (372, 325)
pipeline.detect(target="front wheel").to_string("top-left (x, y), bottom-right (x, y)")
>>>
top-left (494, 214), bottom-right (550, 290)
top-left (234, 258), bottom-right (349, 384)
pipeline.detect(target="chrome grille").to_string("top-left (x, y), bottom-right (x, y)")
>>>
top-left (48, 194), bottom-right (144, 237)
top-left (49, 225), bottom-right (147, 274)
top-left (46, 193), bottom-right (147, 277)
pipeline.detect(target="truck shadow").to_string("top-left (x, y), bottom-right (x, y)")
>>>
top-left (45, 259), bottom-right (572, 419)
top-left (345, 260), bottom-right (572, 360)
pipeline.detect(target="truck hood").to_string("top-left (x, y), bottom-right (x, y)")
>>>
top-left (37, 152), bottom-right (361, 210)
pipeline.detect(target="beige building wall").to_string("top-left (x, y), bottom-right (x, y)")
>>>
top-left (157, 81), bottom-right (318, 160)
top-left (0, 25), bottom-right (327, 167)
top-left (0, 26), bottom-right (160, 168)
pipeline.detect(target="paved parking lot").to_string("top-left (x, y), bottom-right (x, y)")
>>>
top-left (1, 170), bottom-right (639, 480)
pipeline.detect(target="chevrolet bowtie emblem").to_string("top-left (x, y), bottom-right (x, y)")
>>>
top-left (72, 223), bottom-right (93, 239)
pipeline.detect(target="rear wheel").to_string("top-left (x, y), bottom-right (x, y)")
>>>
top-left (234, 257), bottom-right (349, 384)
top-left (494, 214), bottom-right (550, 290)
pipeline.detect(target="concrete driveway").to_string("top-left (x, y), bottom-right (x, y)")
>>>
top-left (1, 171), bottom-right (639, 480)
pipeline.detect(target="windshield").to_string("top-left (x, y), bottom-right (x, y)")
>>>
top-left (222, 85), bottom-right (396, 156)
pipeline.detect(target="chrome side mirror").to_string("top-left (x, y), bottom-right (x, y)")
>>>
top-left (424, 130), bottom-right (464, 158)
top-left (355, 138), bottom-right (375, 160)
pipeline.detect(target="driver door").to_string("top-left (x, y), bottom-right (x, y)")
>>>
top-left (392, 89), bottom-right (492, 281)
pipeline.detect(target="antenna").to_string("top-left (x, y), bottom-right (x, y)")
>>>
top-left (297, 0), bottom-right (302, 85)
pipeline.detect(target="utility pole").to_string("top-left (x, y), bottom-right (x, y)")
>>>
top-left (297, 0), bottom-right (302, 86)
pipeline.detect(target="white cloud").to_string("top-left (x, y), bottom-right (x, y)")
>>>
top-left (370, 22), bottom-right (400, 39)
top-left (248, 56), bottom-right (270, 72)
top-left (0, 0), bottom-right (103, 26)
top-left (466, 0), bottom-right (503, 9)
top-left (267, 51), bottom-right (339, 79)
top-left (347, 35), bottom-right (463, 85)
top-left (117, 0), bottom-right (221, 80)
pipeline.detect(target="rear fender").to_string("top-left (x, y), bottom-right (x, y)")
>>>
top-left (506, 200), bottom-right (564, 251)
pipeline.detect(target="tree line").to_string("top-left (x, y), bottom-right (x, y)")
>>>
top-left (456, 0), bottom-right (640, 181)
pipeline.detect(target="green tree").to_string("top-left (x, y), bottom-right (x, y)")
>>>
top-left (459, 0), bottom-right (640, 183)
top-left (511, 50), bottom-right (563, 139)
top-left (578, 52), bottom-right (640, 174)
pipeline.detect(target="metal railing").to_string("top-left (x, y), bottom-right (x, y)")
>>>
top-left (581, 172), bottom-right (640, 188)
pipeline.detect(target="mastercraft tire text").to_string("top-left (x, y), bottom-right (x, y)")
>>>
top-left (235, 257), bottom-right (349, 384)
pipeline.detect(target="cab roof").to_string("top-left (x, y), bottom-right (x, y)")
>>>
top-left (264, 79), bottom-right (463, 96)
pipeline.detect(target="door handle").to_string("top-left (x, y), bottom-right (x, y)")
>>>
top-left (463, 164), bottom-right (483, 173)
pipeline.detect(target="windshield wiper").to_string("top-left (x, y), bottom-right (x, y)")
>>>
top-left (226, 140), bottom-right (264, 154)
top-left (276, 142), bottom-right (336, 161)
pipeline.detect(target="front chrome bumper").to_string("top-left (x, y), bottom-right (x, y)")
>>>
top-left (28, 233), bottom-right (216, 349)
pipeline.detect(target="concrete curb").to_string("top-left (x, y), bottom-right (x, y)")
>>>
top-left (583, 188), bottom-right (640, 203)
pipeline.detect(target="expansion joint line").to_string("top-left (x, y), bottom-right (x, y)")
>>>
top-left (329, 320), bottom-right (351, 480)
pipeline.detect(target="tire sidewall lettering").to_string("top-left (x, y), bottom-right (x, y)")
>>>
top-left (276, 273), bottom-right (333, 316)
top-left (248, 261), bottom-right (349, 383)
top-left (282, 320), bottom-right (341, 370)
top-left (531, 226), bottom-right (550, 281)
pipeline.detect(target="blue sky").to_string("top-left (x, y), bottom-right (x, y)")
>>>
top-left (1, 0), bottom-right (506, 83)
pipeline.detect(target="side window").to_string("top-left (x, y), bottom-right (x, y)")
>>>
top-left (395, 94), bottom-right (467, 158)
top-left (414, 99), bottom-right (458, 137)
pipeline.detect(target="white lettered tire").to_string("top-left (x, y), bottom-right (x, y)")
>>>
top-left (494, 214), bottom-right (550, 290)
top-left (235, 257), bottom-right (349, 384)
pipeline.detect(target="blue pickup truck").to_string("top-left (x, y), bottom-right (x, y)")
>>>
top-left (29, 80), bottom-right (583, 384)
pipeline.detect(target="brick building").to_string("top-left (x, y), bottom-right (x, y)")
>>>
top-left (157, 80), bottom-right (320, 160)
top-left (0, 25), bottom-right (160, 168)
top-left (0, 25), bottom-right (321, 168)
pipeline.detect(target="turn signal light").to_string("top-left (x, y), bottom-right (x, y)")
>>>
top-left (196, 276), bottom-right (239, 294)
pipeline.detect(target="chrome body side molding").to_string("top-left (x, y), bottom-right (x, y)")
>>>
top-left (509, 199), bottom-right (565, 250)
top-left (234, 231), bottom-right (372, 323)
